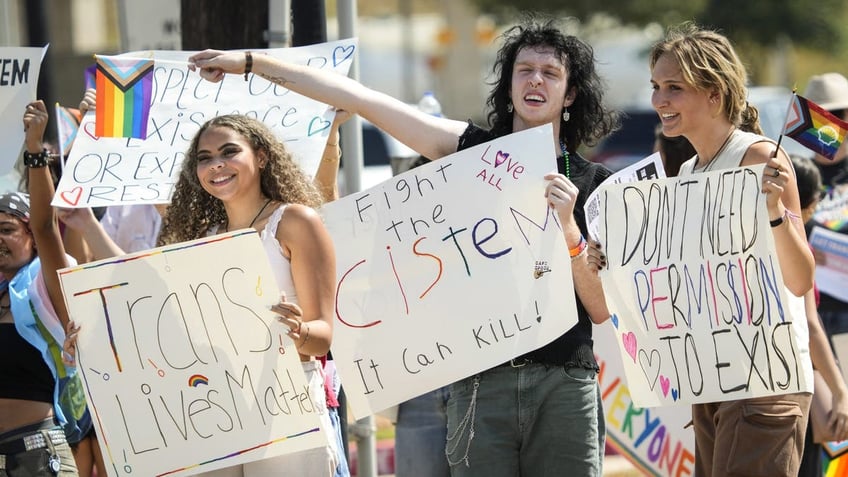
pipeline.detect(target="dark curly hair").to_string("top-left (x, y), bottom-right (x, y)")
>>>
top-left (486, 13), bottom-right (619, 153)
top-left (158, 115), bottom-right (323, 245)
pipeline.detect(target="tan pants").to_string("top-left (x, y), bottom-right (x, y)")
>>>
top-left (693, 392), bottom-right (811, 477)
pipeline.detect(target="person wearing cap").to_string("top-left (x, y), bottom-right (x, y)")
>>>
top-left (802, 72), bottom-right (848, 337)
top-left (0, 100), bottom-right (82, 475)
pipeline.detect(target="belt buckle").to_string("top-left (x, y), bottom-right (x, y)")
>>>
top-left (23, 432), bottom-right (46, 452)
top-left (510, 358), bottom-right (530, 368)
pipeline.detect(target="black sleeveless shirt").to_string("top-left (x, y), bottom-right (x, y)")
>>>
top-left (0, 323), bottom-right (55, 403)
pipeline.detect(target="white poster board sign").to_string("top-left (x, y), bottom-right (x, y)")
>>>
top-left (53, 39), bottom-right (356, 208)
top-left (0, 46), bottom-right (46, 172)
top-left (321, 124), bottom-right (578, 418)
top-left (595, 322), bottom-right (695, 476)
top-left (59, 231), bottom-right (327, 476)
top-left (595, 165), bottom-right (810, 407)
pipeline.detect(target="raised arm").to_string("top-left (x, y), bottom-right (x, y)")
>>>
top-left (189, 50), bottom-right (468, 161)
top-left (23, 101), bottom-right (70, 326)
top-left (313, 110), bottom-right (351, 202)
top-left (742, 142), bottom-right (815, 296)
top-left (57, 207), bottom-right (126, 260)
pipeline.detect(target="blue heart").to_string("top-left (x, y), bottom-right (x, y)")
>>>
top-left (308, 117), bottom-right (331, 136)
top-left (610, 313), bottom-right (619, 329)
top-left (671, 388), bottom-right (679, 401)
top-left (333, 45), bottom-right (355, 66)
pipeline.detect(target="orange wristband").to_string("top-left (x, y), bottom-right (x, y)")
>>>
top-left (569, 235), bottom-right (587, 258)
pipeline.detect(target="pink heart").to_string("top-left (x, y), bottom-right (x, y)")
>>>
top-left (660, 375), bottom-right (670, 397)
top-left (622, 332), bottom-right (637, 362)
top-left (82, 121), bottom-right (100, 141)
top-left (60, 187), bottom-right (83, 206)
top-left (494, 150), bottom-right (509, 168)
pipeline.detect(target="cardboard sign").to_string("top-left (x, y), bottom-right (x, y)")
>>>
top-left (596, 165), bottom-right (811, 407)
top-left (321, 124), bottom-right (579, 418)
top-left (53, 40), bottom-right (356, 207)
top-left (58, 231), bottom-right (328, 476)
top-left (0, 46), bottom-right (46, 172)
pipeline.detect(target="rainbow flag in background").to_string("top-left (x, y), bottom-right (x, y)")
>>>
top-left (783, 94), bottom-right (848, 160)
top-left (94, 55), bottom-right (154, 139)
top-left (55, 104), bottom-right (81, 160)
top-left (84, 64), bottom-right (96, 91)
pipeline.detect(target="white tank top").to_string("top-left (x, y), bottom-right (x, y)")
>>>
top-left (210, 205), bottom-right (298, 304)
top-left (259, 205), bottom-right (298, 305)
top-left (680, 129), bottom-right (813, 392)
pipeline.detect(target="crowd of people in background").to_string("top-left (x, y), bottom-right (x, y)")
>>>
top-left (3, 11), bottom-right (848, 477)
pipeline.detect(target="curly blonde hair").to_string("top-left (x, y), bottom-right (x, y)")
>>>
top-left (650, 23), bottom-right (762, 135)
top-left (159, 115), bottom-right (323, 245)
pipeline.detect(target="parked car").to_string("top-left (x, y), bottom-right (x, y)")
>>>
top-left (588, 86), bottom-right (811, 172)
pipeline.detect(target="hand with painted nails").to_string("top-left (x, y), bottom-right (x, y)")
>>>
top-left (586, 238), bottom-right (606, 273)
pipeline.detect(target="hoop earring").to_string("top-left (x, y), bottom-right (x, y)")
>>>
top-left (507, 102), bottom-right (513, 113)
top-left (562, 107), bottom-right (570, 122)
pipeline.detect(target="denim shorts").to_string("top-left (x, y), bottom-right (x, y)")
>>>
top-left (446, 362), bottom-right (604, 477)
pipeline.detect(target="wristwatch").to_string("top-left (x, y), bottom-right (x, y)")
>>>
top-left (23, 149), bottom-right (49, 168)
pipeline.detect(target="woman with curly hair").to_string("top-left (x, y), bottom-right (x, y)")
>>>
top-left (189, 13), bottom-right (619, 476)
top-left (158, 114), bottom-right (338, 477)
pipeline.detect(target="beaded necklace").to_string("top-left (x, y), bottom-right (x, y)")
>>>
top-left (559, 139), bottom-right (571, 178)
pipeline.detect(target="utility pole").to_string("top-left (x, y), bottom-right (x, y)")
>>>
top-left (180, 0), bottom-right (268, 50)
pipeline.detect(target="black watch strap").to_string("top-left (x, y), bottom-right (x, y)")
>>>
top-left (23, 149), bottom-right (49, 168)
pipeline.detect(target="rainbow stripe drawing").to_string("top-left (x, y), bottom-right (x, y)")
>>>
top-left (783, 94), bottom-right (848, 160)
top-left (94, 55), bottom-right (154, 139)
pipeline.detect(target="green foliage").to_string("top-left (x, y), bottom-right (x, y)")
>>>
top-left (469, 0), bottom-right (846, 52)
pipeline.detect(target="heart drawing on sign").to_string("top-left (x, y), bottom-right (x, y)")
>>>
top-left (638, 348), bottom-right (661, 390)
top-left (622, 332), bottom-right (637, 362)
top-left (82, 121), bottom-right (101, 141)
top-left (60, 187), bottom-right (83, 206)
top-left (308, 117), bottom-right (331, 136)
top-left (333, 45), bottom-right (355, 66)
top-left (494, 150), bottom-right (509, 168)
top-left (659, 375), bottom-right (670, 397)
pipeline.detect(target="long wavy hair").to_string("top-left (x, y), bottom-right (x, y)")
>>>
top-left (159, 115), bottom-right (323, 245)
top-left (650, 23), bottom-right (762, 134)
top-left (486, 14), bottom-right (619, 153)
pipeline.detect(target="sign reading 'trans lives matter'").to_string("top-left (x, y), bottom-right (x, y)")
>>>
top-left (58, 231), bottom-right (328, 477)
top-left (595, 165), bottom-right (811, 407)
top-left (321, 124), bottom-right (579, 418)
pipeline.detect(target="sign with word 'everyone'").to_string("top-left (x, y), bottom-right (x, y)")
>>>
top-left (596, 165), bottom-right (811, 407)
top-left (59, 231), bottom-right (328, 476)
top-left (322, 124), bottom-right (579, 418)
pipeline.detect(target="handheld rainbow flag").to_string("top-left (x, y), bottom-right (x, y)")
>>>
top-left (783, 94), bottom-right (848, 160)
top-left (55, 104), bottom-right (81, 160)
top-left (94, 55), bottom-right (154, 139)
